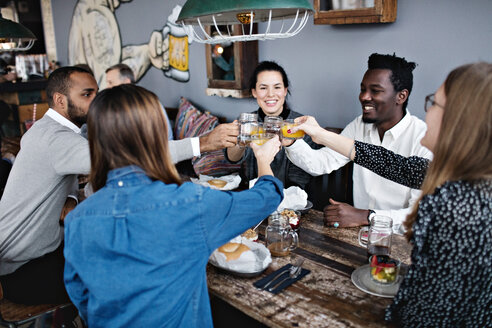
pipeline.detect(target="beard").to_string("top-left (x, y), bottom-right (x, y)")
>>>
top-left (362, 116), bottom-right (377, 124)
top-left (67, 97), bottom-right (87, 127)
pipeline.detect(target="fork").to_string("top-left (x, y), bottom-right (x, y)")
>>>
top-left (268, 258), bottom-right (304, 292)
top-left (261, 258), bottom-right (304, 290)
top-left (265, 258), bottom-right (305, 291)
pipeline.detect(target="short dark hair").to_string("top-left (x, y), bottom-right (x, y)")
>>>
top-left (368, 53), bottom-right (417, 111)
top-left (105, 63), bottom-right (135, 83)
top-left (46, 66), bottom-right (93, 108)
top-left (74, 63), bottom-right (94, 76)
top-left (249, 61), bottom-right (291, 96)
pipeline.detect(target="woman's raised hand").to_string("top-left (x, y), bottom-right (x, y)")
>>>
top-left (251, 135), bottom-right (281, 177)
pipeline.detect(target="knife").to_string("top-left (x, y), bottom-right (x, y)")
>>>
top-left (256, 267), bottom-right (290, 290)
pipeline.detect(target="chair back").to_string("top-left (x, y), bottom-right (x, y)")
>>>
top-left (305, 127), bottom-right (354, 211)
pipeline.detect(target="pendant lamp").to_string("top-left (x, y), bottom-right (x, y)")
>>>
top-left (0, 13), bottom-right (36, 52)
top-left (177, 0), bottom-right (313, 44)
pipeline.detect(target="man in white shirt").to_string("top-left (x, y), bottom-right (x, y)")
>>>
top-left (285, 53), bottom-right (432, 233)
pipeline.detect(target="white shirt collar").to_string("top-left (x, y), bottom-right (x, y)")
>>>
top-left (45, 108), bottom-right (81, 134)
top-left (365, 109), bottom-right (412, 143)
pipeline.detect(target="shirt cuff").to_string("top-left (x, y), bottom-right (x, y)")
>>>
top-left (191, 137), bottom-right (201, 157)
top-left (68, 195), bottom-right (79, 205)
top-left (373, 209), bottom-right (404, 235)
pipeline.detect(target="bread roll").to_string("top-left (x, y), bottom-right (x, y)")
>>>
top-left (218, 242), bottom-right (251, 261)
top-left (208, 179), bottom-right (227, 188)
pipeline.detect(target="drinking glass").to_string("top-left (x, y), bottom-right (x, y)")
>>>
top-left (265, 211), bottom-right (298, 257)
top-left (263, 116), bottom-right (283, 140)
top-left (358, 215), bottom-right (393, 256)
top-left (281, 119), bottom-right (305, 139)
top-left (238, 113), bottom-right (258, 147)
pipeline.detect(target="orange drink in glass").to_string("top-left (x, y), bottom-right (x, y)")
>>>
top-left (282, 119), bottom-right (305, 139)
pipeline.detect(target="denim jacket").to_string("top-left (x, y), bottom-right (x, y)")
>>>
top-left (64, 165), bottom-right (283, 327)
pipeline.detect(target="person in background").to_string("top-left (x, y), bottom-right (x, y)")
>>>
top-left (291, 62), bottom-right (492, 327)
top-left (284, 53), bottom-right (432, 233)
top-left (63, 84), bottom-right (283, 327)
top-left (105, 63), bottom-right (174, 140)
top-left (225, 61), bottom-right (317, 189)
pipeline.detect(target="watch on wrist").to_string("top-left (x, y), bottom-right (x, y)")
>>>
top-left (367, 210), bottom-right (376, 224)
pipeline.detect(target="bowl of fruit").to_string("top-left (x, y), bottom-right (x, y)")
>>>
top-left (369, 255), bottom-right (400, 285)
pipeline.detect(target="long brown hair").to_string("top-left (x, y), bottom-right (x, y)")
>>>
top-left (404, 62), bottom-right (492, 240)
top-left (87, 84), bottom-right (181, 191)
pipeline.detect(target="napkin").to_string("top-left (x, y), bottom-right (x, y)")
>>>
top-left (248, 180), bottom-right (308, 211)
top-left (209, 236), bottom-right (271, 273)
top-left (253, 264), bottom-right (310, 294)
top-left (277, 186), bottom-right (308, 211)
top-left (191, 174), bottom-right (241, 191)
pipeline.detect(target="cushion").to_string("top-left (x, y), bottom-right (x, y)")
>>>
top-left (174, 97), bottom-right (240, 177)
top-left (174, 97), bottom-right (218, 139)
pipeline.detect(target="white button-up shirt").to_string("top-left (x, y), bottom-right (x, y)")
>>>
top-left (285, 110), bottom-right (432, 233)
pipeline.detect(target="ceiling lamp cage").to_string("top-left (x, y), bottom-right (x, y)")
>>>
top-left (177, 0), bottom-right (313, 44)
top-left (0, 13), bottom-right (36, 52)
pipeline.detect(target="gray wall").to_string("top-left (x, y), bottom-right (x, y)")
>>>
top-left (52, 0), bottom-right (492, 128)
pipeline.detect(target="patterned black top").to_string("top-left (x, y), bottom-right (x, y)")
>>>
top-left (353, 141), bottom-right (492, 327)
top-left (353, 141), bottom-right (430, 189)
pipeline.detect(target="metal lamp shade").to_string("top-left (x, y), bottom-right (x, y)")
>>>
top-left (176, 0), bottom-right (313, 43)
top-left (177, 0), bottom-right (313, 25)
top-left (0, 14), bottom-right (36, 51)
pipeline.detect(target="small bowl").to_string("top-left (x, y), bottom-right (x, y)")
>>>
top-left (368, 255), bottom-right (400, 285)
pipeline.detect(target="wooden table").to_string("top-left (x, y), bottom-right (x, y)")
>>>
top-left (207, 209), bottom-right (412, 328)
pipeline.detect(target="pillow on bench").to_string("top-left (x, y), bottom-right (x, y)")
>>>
top-left (175, 97), bottom-right (241, 177)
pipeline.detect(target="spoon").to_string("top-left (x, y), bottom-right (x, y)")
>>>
top-left (252, 218), bottom-right (265, 231)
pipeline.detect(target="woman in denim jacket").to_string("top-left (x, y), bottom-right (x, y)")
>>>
top-left (63, 84), bottom-right (283, 327)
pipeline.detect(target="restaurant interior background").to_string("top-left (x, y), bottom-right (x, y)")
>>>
top-left (1, 0), bottom-right (491, 129)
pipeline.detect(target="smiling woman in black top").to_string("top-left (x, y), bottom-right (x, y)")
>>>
top-left (225, 61), bottom-right (318, 189)
top-left (290, 62), bottom-right (492, 327)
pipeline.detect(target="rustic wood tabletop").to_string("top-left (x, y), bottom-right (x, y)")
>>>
top-left (207, 209), bottom-right (411, 328)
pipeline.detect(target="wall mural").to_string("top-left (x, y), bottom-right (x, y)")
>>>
top-left (68, 1), bottom-right (192, 88)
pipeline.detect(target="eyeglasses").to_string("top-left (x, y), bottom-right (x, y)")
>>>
top-left (424, 93), bottom-right (444, 112)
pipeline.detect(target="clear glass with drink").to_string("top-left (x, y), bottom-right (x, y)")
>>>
top-left (238, 113), bottom-right (258, 147)
top-left (281, 119), bottom-right (305, 139)
top-left (263, 116), bottom-right (283, 140)
top-left (358, 215), bottom-right (393, 257)
top-left (265, 211), bottom-right (299, 257)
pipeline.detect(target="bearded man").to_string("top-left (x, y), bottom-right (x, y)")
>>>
top-left (0, 66), bottom-right (97, 305)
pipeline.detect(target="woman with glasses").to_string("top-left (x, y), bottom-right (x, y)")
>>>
top-left (62, 84), bottom-right (283, 327)
top-left (289, 62), bottom-right (492, 327)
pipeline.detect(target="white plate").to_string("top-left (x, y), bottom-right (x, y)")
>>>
top-left (191, 174), bottom-right (241, 191)
top-left (351, 264), bottom-right (402, 298)
top-left (299, 200), bottom-right (313, 214)
top-left (209, 237), bottom-right (271, 277)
